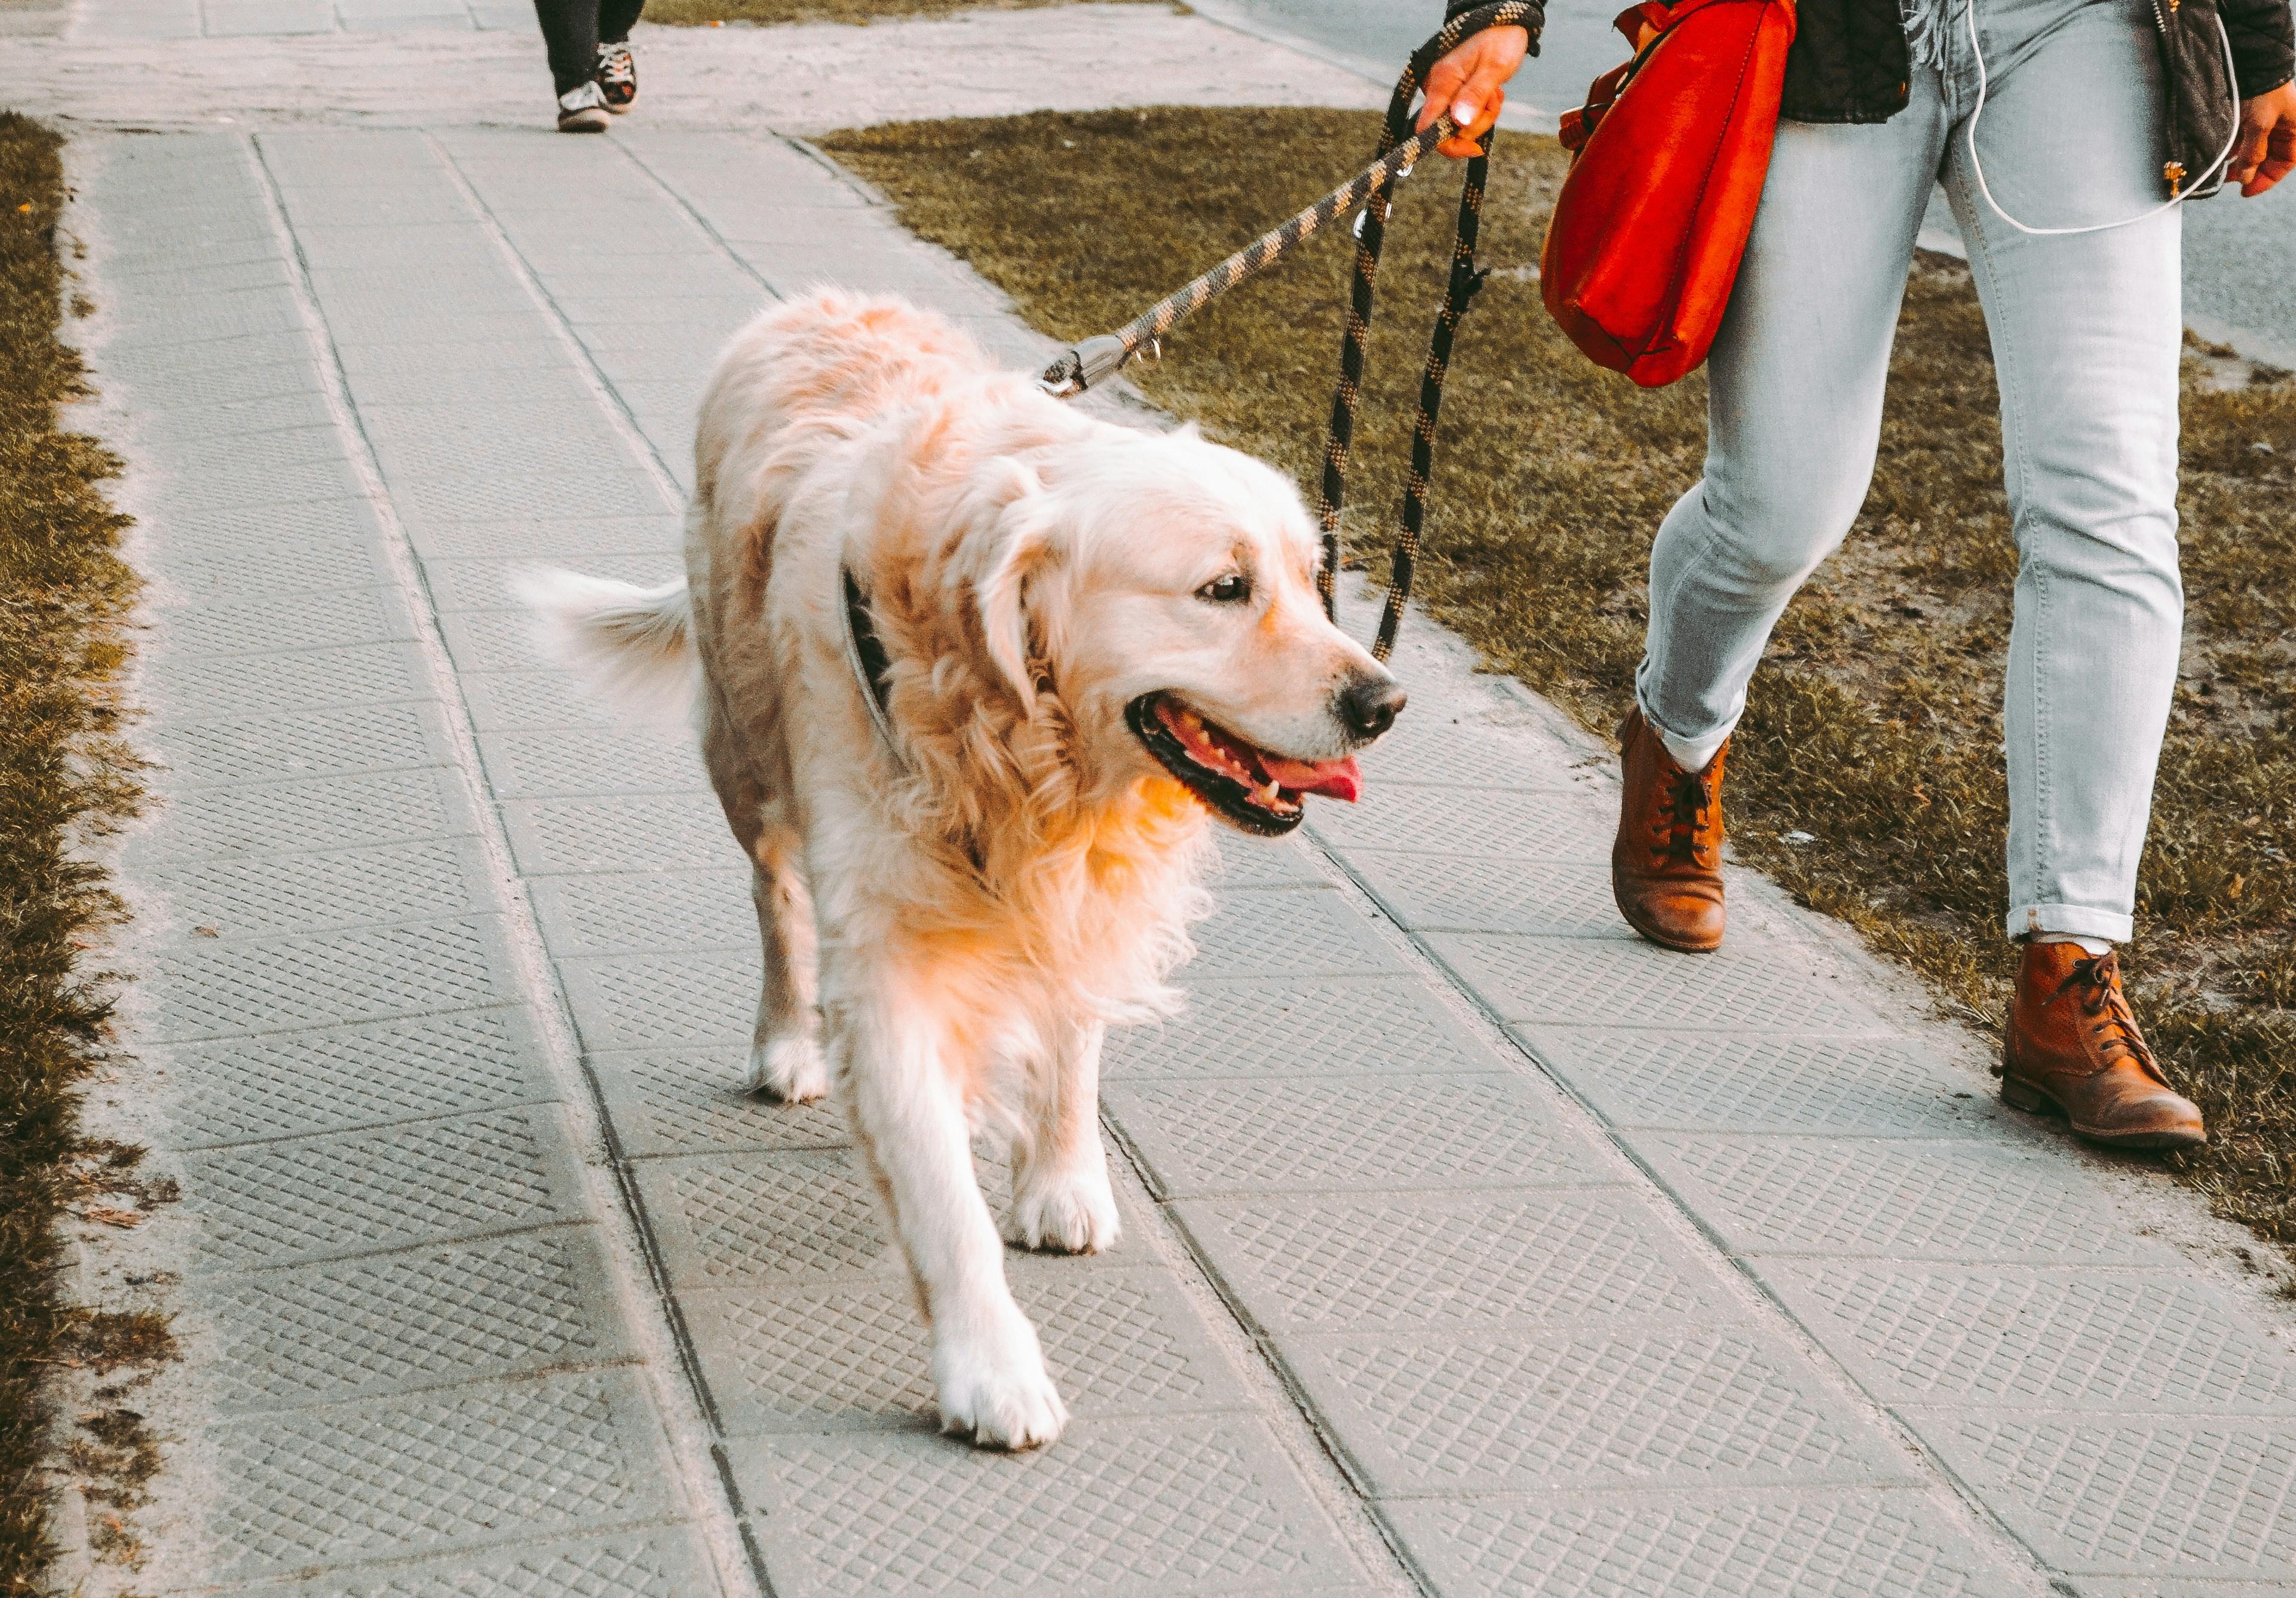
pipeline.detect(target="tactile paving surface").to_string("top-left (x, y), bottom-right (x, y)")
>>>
top-left (1185, 887), bottom-right (1410, 978)
top-left (590, 1051), bottom-right (848, 1157)
top-left (1103, 975), bottom-right (1506, 1079)
top-left (685, 1266), bottom-right (1246, 1435)
top-left (637, 1150), bottom-right (896, 1288)
top-left (1644, 1137), bottom-right (2173, 1264)
top-left (201, 1370), bottom-right (676, 1582)
top-left (128, 768), bottom-right (478, 862)
top-left (160, 1006), bottom-right (553, 1147)
top-left (176, 1107), bottom-right (581, 1272)
top-left (1290, 1323), bottom-right (1912, 1495)
top-left (265, 1529), bottom-right (718, 1598)
top-left (148, 915), bottom-right (519, 1040)
top-left (1107, 1074), bottom-right (1607, 1195)
top-left (1430, 933), bottom-right (1881, 1031)
top-left (1174, 1189), bottom-right (1723, 1333)
top-left (139, 837), bottom-right (493, 942)
top-left (1523, 1029), bottom-right (1994, 1137)
top-left (1923, 1413), bottom-right (2296, 1577)
top-left (1343, 852), bottom-right (1630, 939)
top-left (527, 869), bottom-right (752, 958)
top-left (1765, 1264), bottom-right (2296, 1412)
top-left (192, 1227), bottom-right (629, 1413)
top-left (731, 1418), bottom-right (1364, 1598)
top-left (499, 794), bottom-right (735, 875)
top-left (1310, 787), bottom-right (1613, 858)
top-left (558, 951), bottom-right (760, 1050)
top-left (1384, 1489), bottom-right (2013, 1598)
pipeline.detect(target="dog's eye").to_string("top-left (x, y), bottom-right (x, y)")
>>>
top-left (1196, 574), bottom-right (1250, 604)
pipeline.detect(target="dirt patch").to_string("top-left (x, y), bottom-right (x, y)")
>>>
top-left (0, 111), bottom-right (168, 1596)
top-left (821, 105), bottom-right (2296, 1259)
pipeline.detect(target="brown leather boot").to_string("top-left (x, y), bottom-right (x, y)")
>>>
top-left (1611, 707), bottom-right (1726, 953)
top-left (2001, 942), bottom-right (2205, 1150)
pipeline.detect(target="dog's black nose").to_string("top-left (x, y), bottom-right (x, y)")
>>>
top-left (1338, 674), bottom-right (1408, 740)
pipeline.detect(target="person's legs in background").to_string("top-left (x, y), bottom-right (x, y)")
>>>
top-left (595, 0), bottom-right (643, 112)
top-left (533, 0), bottom-right (612, 129)
top-left (1940, 0), bottom-right (2203, 1146)
top-left (1614, 76), bottom-right (1949, 952)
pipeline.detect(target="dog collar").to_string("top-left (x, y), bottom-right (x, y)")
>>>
top-left (839, 566), bottom-right (905, 765)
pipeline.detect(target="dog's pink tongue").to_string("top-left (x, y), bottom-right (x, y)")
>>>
top-left (1259, 753), bottom-right (1363, 804)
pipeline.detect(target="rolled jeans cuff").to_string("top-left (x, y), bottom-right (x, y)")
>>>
top-left (2007, 902), bottom-right (2133, 945)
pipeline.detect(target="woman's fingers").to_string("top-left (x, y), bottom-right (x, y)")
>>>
top-left (1416, 26), bottom-right (1533, 157)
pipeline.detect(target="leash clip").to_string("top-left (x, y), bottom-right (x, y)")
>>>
top-left (1038, 332), bottom-right (1133, 398)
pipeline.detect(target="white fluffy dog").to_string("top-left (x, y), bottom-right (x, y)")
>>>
top-left (524, 290), bottom-right (1405, 1449)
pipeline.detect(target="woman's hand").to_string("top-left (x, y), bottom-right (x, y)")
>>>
top-left (1415, 25), bottom-right (1532, 158)
top-left (2228, 81), bottom-right (2296, 196)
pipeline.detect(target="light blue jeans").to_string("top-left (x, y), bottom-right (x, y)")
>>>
top-left (1635, 0), bottom-right (2185, 944)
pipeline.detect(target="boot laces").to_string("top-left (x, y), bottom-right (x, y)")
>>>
top-left (2048, 952), bottom-right (2168, 1084)
top-left (1650, 769), bottom-right (1713, 865)
top-left (596, 42), bottom-right (634, 86)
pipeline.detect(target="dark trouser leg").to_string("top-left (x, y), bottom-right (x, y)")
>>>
top-left (532, 0), bottom-right (602, 94)
top-left (599, 0), bottom-right (642, 44)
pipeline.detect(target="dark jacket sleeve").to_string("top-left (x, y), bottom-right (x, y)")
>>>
top-left (2220, 0), bottom-right (2295, 96)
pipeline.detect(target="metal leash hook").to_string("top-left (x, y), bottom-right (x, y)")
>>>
top-left (1034, 1), bottom-right (1544, 660)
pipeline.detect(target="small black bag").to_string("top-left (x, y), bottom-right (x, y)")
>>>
top-left (2153, 0), bottom-right (2242, 197)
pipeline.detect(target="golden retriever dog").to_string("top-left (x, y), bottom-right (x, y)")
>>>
top-left (523, 290), bottom-right (1405, 1449)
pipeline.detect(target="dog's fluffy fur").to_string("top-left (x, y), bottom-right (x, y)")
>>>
top-left (523, 290), bottom-right (1397, 1449)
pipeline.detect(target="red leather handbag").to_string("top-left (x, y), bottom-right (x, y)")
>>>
top-left (1541, 0), bottom-right (1798, 387)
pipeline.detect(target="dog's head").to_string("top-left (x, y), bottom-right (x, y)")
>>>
top-left (963, 422), bottom-right (1405, 837)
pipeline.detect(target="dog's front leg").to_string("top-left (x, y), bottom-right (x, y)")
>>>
top-left (833, 989), bottom-right (1068, 1450)
top-left (1007, 1019), bottom-right (1120, 1254)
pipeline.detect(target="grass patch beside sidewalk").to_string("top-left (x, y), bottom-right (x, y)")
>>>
top-left (823, 106), bottom-right (2296, 1265)
top-left (647, 0), bottom-right (1158, 28)
top-left (0, 112), bottom-right (162, 1592)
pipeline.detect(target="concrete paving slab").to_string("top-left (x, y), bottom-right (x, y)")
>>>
top-left (1382, 1487), bottom-right (2023, 1598)
top-left (1343, 850), bottom-right (1635, 938)
top-left (134, 834), bottom-right (498, 942)
top-left (525, 868), bottom-right (749, 957)
top-left (262, 1529), bottom-right (722, 1598)
top-left (146, 912), bottom-right (523, 1040)
top-left (1101, 972), bottom-right (1511, 1080)
top-left (588, 1050), bottom-right (850, 1158)
top-left (726, 1417), bottom-right (1371, 1598)
top-left (138, 639), bottom-right (435, 720)
top-left (125, 766), bottom-right (485, 863)
top-left (1433, 931), bottom-right (1886, 1031)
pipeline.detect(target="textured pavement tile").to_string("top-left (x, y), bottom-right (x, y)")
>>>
top-left (1285, 1323), bottom-right (1916, 1496)
top-left (124, 767), bottom-right (483, 864)
top-left (557, 949), bottom-right (759, 1051)
top-left (684, 1266), bottom-right (1249, 1435)
top-left (1105, 1074), bottom-right (1612, 1196)
top-left (188, 1224), bottom-right (632, 1414)
top-left (634, 1149), bottom-right (895, 1290)
top-left (1207, 836), bottom-right (1331, 888)
top-left (143, 538), bottom-right (390, 604)
top-left (195, 1370), bottom-right (678, 1585)
top-left (146, 913), bottom-right (522, 1041)
top-left (731, 1416), bottom-right (1365, 1598)
top-left (498, 791), bottom-right (734, 875)
top-left (1762, 1264), bottom-right (2296, 1413)
top-left (1383, 1487), bottom-right (2021, 1598)
top-left (400, 512), bottom-right (679, 561)
top-left (1186, 886), bottom-right (1410, 978)
top-left (1310, 786), bottom-right (1614, 858)
top-left (1521, 1027), bottom-right (2001, 1137)
top-left (1173, 1187), bottom-right (1727, 1336)
top-left (139, 641), bottom-right (435, 720)
top-left (527, 869), bottom-right (749, 958)
top-left (589, 1051), bottom-right (847, 1158)
top-left (142, 700), bottom-right (461, 789)
top-left (419, 552), bottom-right (678, 613)
top-left (1641, 1136), bottom-right (2176, 1265)
top-left (263, 1529), bottom-right (719, 1598)
top-left (1103, 973), bottom-right (1512, 1080)
top-left (174, 1105), bottom-right (588, 1272)
top-left (158, 1005), bottom-right (556, 1148)
top-left (150, 581), bottom-right (412, 657)
top-left (461, 670), bottom-right (621, 732)
top-left (1429, 932), bottom-right (1884, 1031)
top-left (478, 727), bottom-right (705, 800)
top-left (137, 836), bottom-right (496, 943)
top-left (1342, 850), bottom-right (1634, 938)
top-left (1921, 1413), bottom-right (2296, 1578)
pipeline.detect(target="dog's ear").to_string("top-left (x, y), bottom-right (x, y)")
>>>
top-left (973, 461), bottom-right (1057, 711)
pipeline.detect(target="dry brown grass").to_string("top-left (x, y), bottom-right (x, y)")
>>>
top-left (0, 111), bottom-right (162, 1594)
top-left (822, 106), bottom-right (2296, 1257)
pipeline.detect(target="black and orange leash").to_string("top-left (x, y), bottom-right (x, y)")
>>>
top-left (1038, 0), bottom-right (1546, 662)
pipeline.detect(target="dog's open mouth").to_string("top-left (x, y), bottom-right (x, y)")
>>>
top-left (1127, 694), bottom-right (1362, 837)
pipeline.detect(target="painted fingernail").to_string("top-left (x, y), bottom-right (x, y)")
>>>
top-left (1454, 99), bottom-right (1479, 123)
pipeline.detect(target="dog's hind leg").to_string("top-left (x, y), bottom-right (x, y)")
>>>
top-left (832, 979), bottom-right (1067, 1450)
top-left (699, 693), bottom-right (825, 1103)
top-left (744, 834), bottom-right (825, 1103)
top-left (1006, 1019), bottom-right (1120, 1254)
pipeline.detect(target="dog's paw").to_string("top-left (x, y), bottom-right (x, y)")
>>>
top-left (934, 1320), bottom-right (1068, 1450)
top-left (746, 1034), bottom-right (827, 1103)
top-left (1004, 1165), bottom-right (1121, 1254)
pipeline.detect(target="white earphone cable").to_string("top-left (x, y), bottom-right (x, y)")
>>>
top-left (1962, 0), bottom-right (2243, 235)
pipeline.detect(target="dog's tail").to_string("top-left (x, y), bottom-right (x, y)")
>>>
top-left (516, 570), bottom-right (698, 722)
